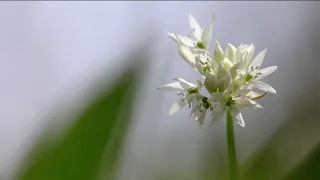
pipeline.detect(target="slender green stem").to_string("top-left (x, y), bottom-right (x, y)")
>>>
top-left (226, 108), bottom-right (239, 180)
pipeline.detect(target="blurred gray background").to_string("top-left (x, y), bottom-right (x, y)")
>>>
top-left (0, 2), bottom-right (319, 180)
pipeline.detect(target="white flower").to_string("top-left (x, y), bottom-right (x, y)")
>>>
top-left (213, 42), bottom-right (277, 94)
top-left (189, 96), bottom-right (215, 126)
top-left (168, 14), bottom-right (215, 54)
top-left (158, 78), bottom-right (203, 115)
top-left (159, 13), bottom-right (277, 128)
top-left (168, 34), bottom-right (199, 67)
top-left (240, 49), bottom-right (278, 94)
top-left (204, 67), bottom-right (233, 94)
top-left (194, 52), bottom-right (213, 76)
top-left (209, 89), bottom-right (263, 127)
top-left (213, 42), bottom-right (255, 75)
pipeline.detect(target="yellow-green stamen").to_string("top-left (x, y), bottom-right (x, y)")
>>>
top-left (197, 42), bottom-right (206, 49)
top-left (187, 87), bottom-right (199, 94)
top-left (245, 74), bottom-right (254, 82)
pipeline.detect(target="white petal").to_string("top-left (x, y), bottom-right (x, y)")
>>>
top-left (188, 14), bottom-right (202, 41)
top-left (235, 44), bottom-right (247, 64)
top-left (214, 41), bottom-right (224, 63)
top-left (237, 44), bottom-right (255, 70)
top-left (233, 88), bottom-right (251, 98)
top-left (195, 80), bottom-right (203, 89)
top-left (244, 44), bottom-right (255, 68)
top-left (229, 62), bottom-right (240, 80)
top-left (249, 49), bottom-right (267, 70)
top-left (238, 56), bottom-right (248, 70)
top-left (256, 103), bottom-right (263, 108)
top-left (185, 93), bottom-right (199, 103)
top-left (217, 63), bottom-right (228, 79)
top-left (224, 73), bottom-right (234, 93)
top-left (232, 76), bottom-right (246, 92)
top-left (255, 66), bottom-right (277, 81)
top-left (237, 43), bottom-right (244, 49)
top-left (169, 100), bottom-right (186, 115)
top-left (197, 109), bottom-right (207, 126)
top-left (218, 72), bottom-right (233, 93)
top-left (230, 107), bottom-right (245, 127)
top-left (201, 29), bottom-right (210, 49)
top-left (190, 103), bottom-right (201, 117)
top-left (235, 98), bottom-right (263, 109)
top-left (209, 109), bottom-right (225, 127)
top-left (209, 13), bottom-right (215, 37)
top-left (178, 44), bottom-right (197, 67)
top-left (211, 92), bottom-right (225, 104)
top-left (190, 47), bottom-right (208, 54)
top-left (222, 57), bottom-right (234, 70)
top-left (195, 64), bottom-right (204, 75)
top-left (176, 34), bottom-right (195, 47)
top-left (201, 14), bottom-right (214, 48)
top-left (174, 78), bottom-right (194, 89)
top-left (168, 33), bottom-right (179, 43)
top-left (157, 82), bottom-right (183, 91)
top-left (252, 81), bottom-right (276, 94)
top-left (197, 52), bottom-right (212, 63)
top-left (204, 72), bottom-right (219, 93)
top-left (226, 43), bottom-right (237, 62)
top-left (245, 44), bottom-right (255, 65)
top-left (246, 91), bottom-right (268, 100)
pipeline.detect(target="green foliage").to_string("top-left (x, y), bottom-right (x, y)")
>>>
top-left (15, 53), bottom-right (145, 180)
top-left (283, 144), bottom-right (320, 180)
top-left (239, 86), bottom-right (320, 180)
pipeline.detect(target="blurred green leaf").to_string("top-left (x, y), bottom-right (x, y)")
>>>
top-left (283, 144), bottom-right (320, 180)
top-left (239, 88), bottom-right (320, 180)
top-left (239, 118), bottom-right (320, 180)
top-left (16, 57), bottom-right (144, 180)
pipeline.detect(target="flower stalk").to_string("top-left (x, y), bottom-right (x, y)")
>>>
top-left (226, 108), bottom-right (239, 180)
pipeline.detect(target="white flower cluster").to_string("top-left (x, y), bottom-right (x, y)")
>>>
top-left (158, 14), bottom-right (277, 127)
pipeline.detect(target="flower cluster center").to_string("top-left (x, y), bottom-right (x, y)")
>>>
top-left (225, 97), bottom-right (236, 107)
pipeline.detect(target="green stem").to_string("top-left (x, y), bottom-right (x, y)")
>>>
top-left (226, 108), bottom-right (239, 180)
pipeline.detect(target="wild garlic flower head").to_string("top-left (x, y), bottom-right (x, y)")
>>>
top-left (158, 13), bottom-right (277, 128)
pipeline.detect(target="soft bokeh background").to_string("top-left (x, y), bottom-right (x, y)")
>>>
top-left (0, 1), bottom-right (320, 180)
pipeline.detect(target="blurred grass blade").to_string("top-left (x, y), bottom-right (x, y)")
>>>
top-left (239, 93), bottom-right (320, 180)
top-left (15, 54), bottom-right (145, 180)
top-left (283, 144), bottom-right (320, 180)
top-left (239, 119), bottom-right (320, 180)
